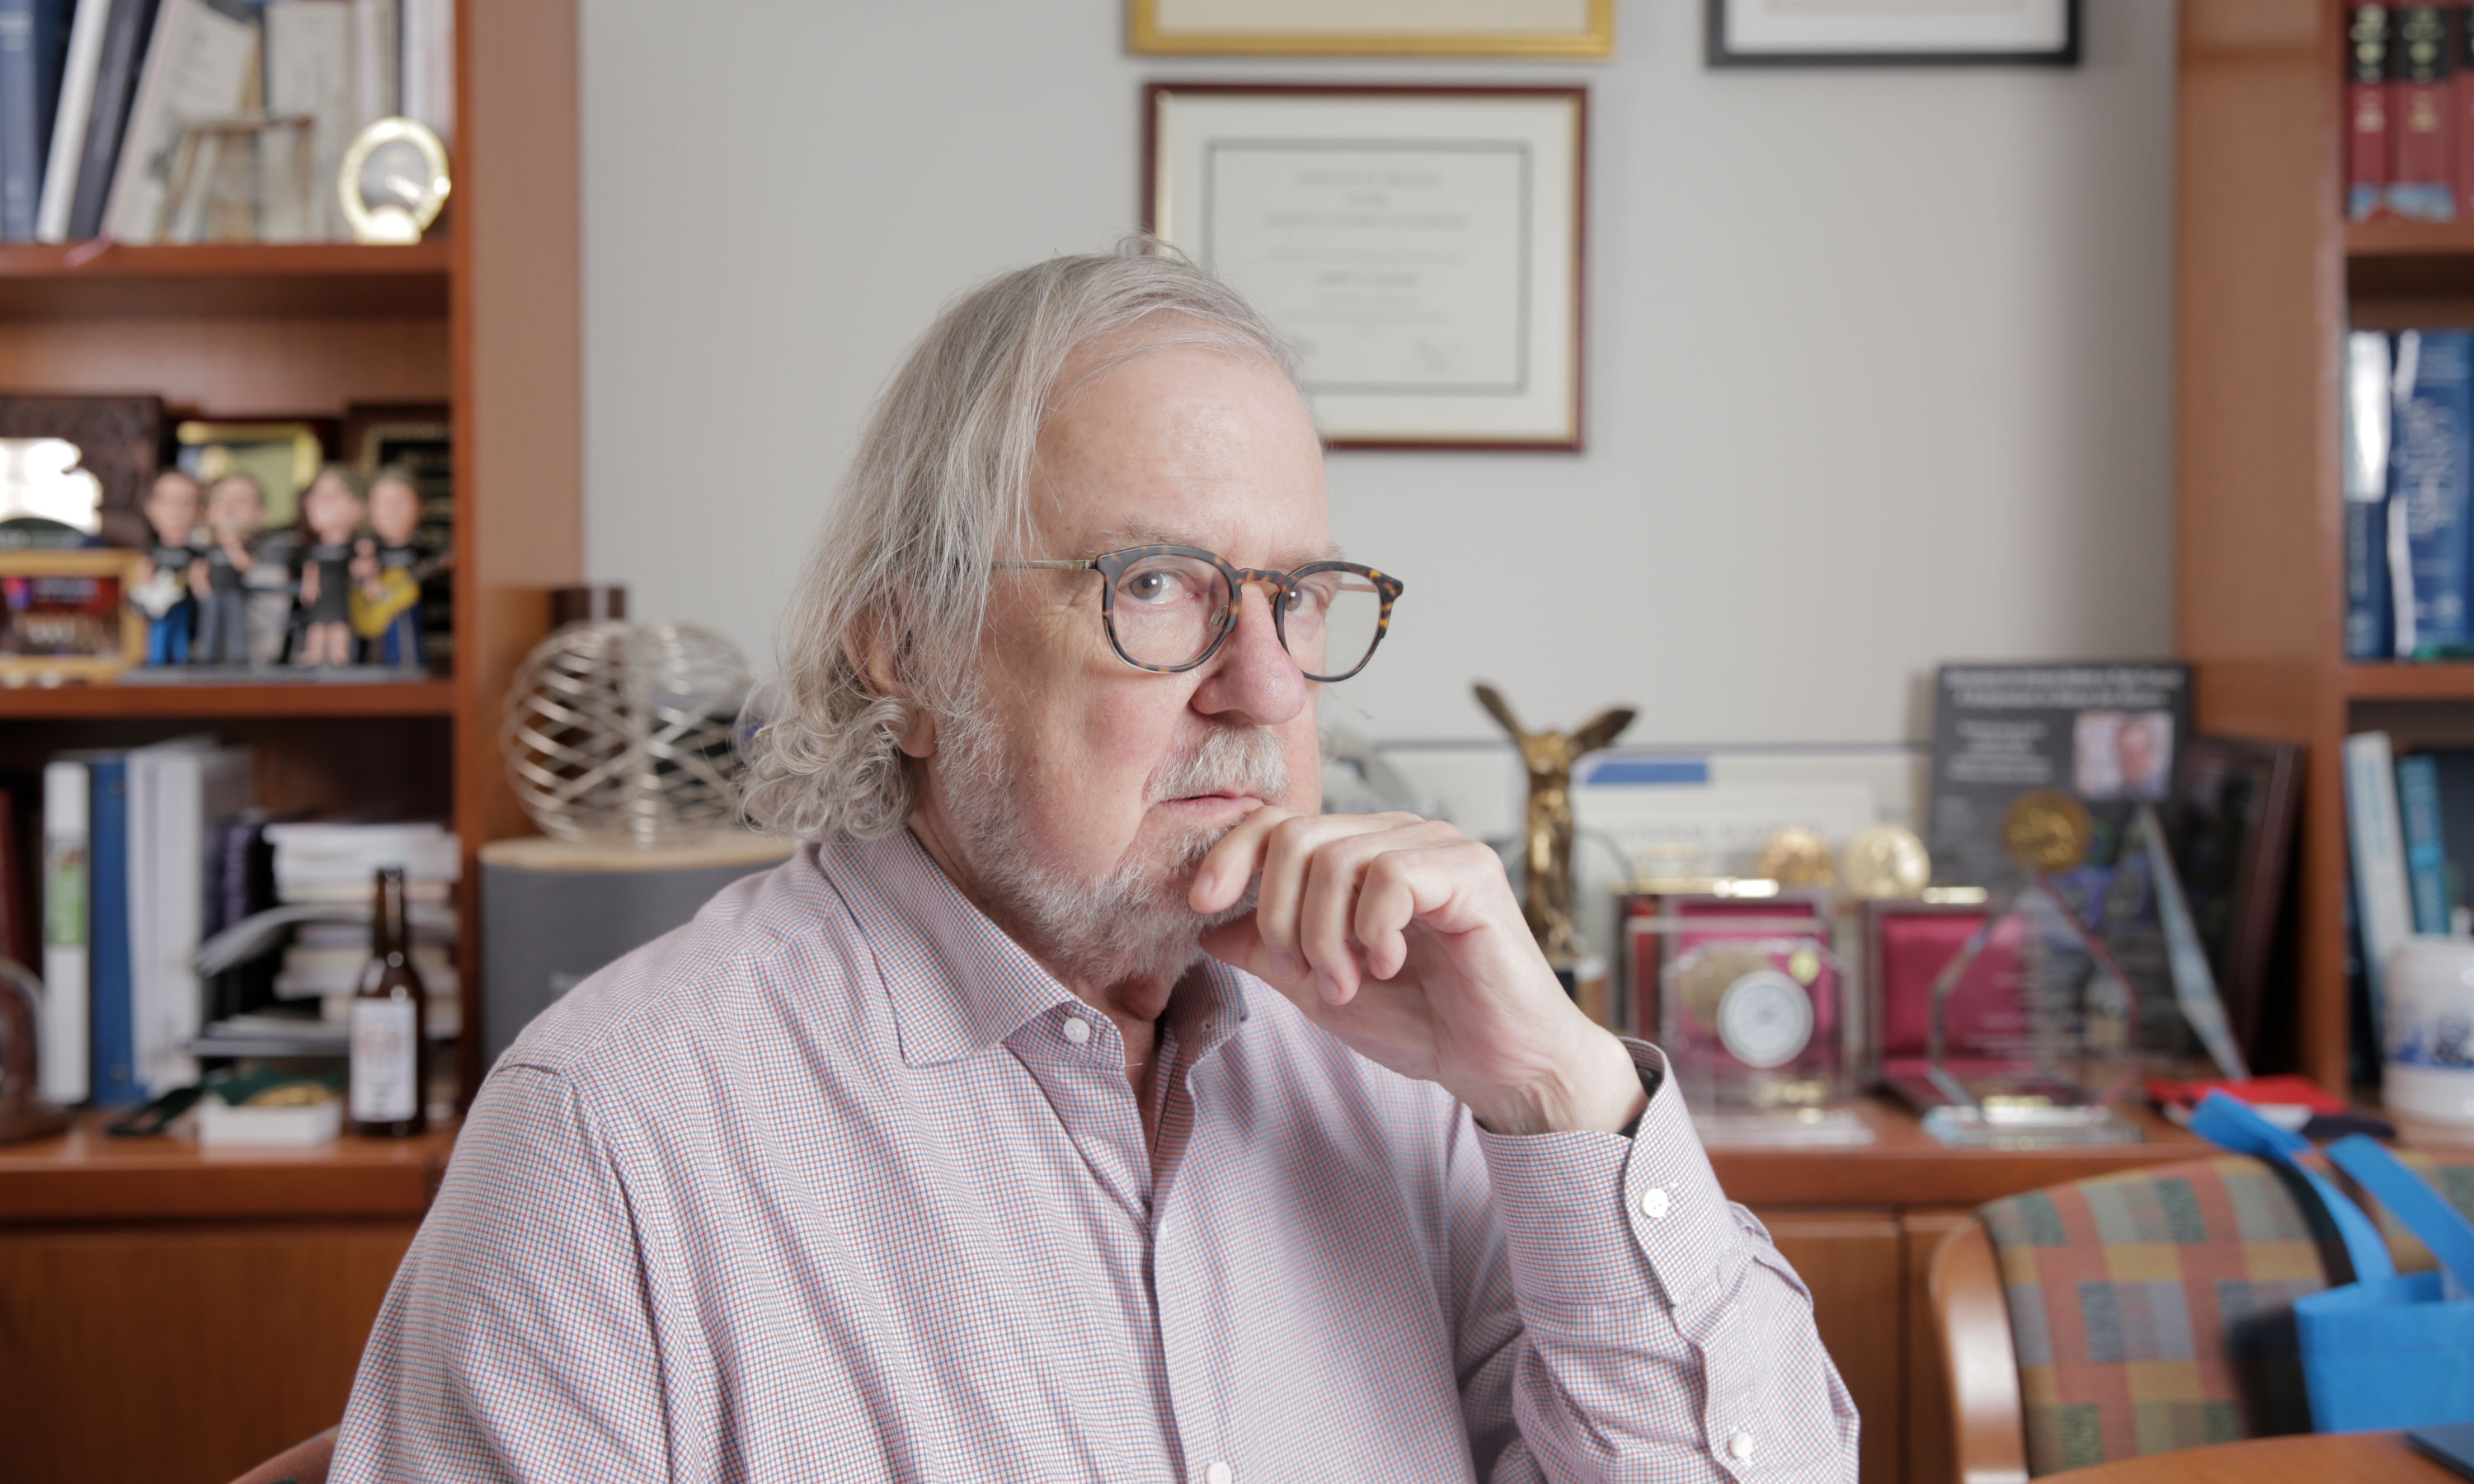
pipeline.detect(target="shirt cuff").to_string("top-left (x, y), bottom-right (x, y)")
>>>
top-left (1472, 1040), bottom-right (1746, 1327)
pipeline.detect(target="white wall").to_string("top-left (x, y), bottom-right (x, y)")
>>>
top-left (581, 0), bottom-right (2175, 747)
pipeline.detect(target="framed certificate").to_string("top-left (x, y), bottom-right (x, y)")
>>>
top-left (1129, 0), bottom-right (1614, 59)
top-left (1707, 0), bottom-right (2079, 67)
top-left (1145, 85), bottom-right (1586, 450)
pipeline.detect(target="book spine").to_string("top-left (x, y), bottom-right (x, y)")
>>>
top-left (2459, 2), bottom-right (2474, 215)
top-left (2354, 3), bottom-right (2398, 219)
top-left (65, 0), bottom-right (154, 240)
top-left (2399, 752), bottom-right (2454, 932)
top-left (38, 0), bottom-right (108, 242)
top-left (2396, 329), bottom-right (2474, 651)
top-left (38, 758), bottom-right (88, 1105)
top-left (84, 754), bottom-right (136, 1105)
top-left (0, 0), bottom-right (39, 238)
top-left (2393, 5), bottom-right (2459, 219)
top-left (2349, 330), bottom-right (2397, 657)
top-left (2347, 732), bottom-right (2418, 1051)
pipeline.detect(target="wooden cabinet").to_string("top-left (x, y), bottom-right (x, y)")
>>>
top-left (0, 1120), bottom-right (454, 1483)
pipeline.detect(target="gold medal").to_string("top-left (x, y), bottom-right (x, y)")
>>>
top-left (1755, 826), bottom-right (1837, 889)
top-left (1841, 824), bottom-right (1931, 899)
top-left (2002, 789), bottom-right (2092, 873)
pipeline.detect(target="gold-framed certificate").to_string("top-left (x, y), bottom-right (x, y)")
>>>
top-left (1146, 85), bottom-right (1585, 451)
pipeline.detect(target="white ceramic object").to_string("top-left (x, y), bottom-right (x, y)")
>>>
top-left (2384, 937), bottom-right (2474, 1127)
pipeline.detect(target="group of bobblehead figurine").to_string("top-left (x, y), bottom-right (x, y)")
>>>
top-left (130, 462), bottom-right (437, 670)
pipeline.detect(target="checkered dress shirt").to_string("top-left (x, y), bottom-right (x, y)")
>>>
top-left (333, 829), bottom-right (1857, 1482)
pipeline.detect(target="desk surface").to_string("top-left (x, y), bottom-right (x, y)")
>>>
top-left (1703, 1097), bottom-right (2205, 1208)
top-left (0, 1114), bottom-right (455, 1223)
top-left (0, 1094), bottom-right (2210, 1224)
top-left (2044, 1431), bottom-right (2462, 1482)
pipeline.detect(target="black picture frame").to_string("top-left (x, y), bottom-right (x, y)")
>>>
top-left (2169, 735), bottom-right (2304, 1068)
top-left (1705, 0), bottom-right (2081, 68)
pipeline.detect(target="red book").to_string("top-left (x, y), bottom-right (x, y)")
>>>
top-left (2353, 3), bottom-right (2396, 220)
top-left (2392, 4), bottom-right (2457, 219)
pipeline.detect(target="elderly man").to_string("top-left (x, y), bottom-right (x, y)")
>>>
top-left (334, 247), bottom-right (1858, 1482)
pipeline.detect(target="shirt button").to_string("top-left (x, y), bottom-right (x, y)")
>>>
top-left (1639, 1186), bottom-right (1672, 1221)
top-left (1061, 1017), bottom-right (1092, 1045)
top-left (1205, 1463), bottom-right (1233, 1484)
top-left (1729, 1430), bottom-right (1756, 1463)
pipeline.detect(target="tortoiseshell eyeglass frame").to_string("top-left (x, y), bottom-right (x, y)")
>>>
top-left (993, 544), bottom-right (1405, 681)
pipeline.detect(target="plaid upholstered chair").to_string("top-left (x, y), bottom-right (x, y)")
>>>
top-left (1926, 1149), bottom-right (2474, 1482)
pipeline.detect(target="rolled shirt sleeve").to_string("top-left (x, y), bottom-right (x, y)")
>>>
top-left (1464, 1041), bottom-right (1860, 1482)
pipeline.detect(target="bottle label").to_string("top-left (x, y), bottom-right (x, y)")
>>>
top-left (350, 998), bottom-right (418, 1123)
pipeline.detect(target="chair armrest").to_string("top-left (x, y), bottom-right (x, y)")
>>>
top-left (1927, 1219), bottom-right (2030, 1484)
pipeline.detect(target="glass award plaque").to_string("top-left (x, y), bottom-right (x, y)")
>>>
top-left (1922, 791), bottom-right (2143, 1147)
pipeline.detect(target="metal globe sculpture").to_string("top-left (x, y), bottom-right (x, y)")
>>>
top-left (501, 620), bottom-right (750, 844)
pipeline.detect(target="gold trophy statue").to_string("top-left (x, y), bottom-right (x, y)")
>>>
top-left (1473, 683), bottom-right (1636, 962)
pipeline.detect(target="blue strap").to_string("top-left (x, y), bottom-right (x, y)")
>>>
top-left (2189, 1092), bottom-right (2396, 1281)
top-left (2326, 1134), bottom-right (2474, 1292)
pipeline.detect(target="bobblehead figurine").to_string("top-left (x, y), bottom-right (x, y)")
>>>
top-left (350, 467), bottom-right (427, 666)
top-left (295, 464), bottom-right (367, 666)
top-left (191, 472), bottom-right (266, 665)
top-left (134, 469), bottom-right (203, 665)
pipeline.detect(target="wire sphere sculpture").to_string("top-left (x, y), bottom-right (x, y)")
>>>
top-left (501, 620), bottom-right (751, 844)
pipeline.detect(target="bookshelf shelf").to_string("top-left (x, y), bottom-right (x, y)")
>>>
top-left (0, 679), bottom-right (455, 719)
top-left (2345, 218), bottom-right (2474, 257)
top-left (0, 239), bottom-right (450, 318)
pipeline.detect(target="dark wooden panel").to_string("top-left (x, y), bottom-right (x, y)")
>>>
top-left (1753, 1209), bottom-right (1902, 1482)
top-left (0, 1220), bottom-right (415, 1484)
top-left (0, 715), bottom-right (452, 823)
top-left (1903, 1208), bottom-right (1979, 1484)
top-left (0, 312), bottom-right (448, 414)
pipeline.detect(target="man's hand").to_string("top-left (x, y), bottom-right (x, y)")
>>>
top-left (1192, 810), bottom-right (1645, 1136)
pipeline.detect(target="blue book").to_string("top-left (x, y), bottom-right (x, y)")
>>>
top-left (2348, 331), bottom-right (2396, 658)
top-left (2399, 752), bottom-right (2454, 934)
top-left (84, 752), bottom-right (138, 1106)
top-left (0, 0), bottom-right (73, 240)
top-left (2394, 329), bottom-right (2474, 655)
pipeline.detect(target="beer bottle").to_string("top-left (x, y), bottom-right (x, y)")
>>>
top-left (349, 865), bottom-right (427, 1136)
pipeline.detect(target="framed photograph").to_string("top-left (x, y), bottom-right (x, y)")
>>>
top-left (0, 547), bottom-right (145, 680)
top-left (2170, 736), bottom-right (2302, 1068)
top-left (174, 420), bottom-right (332, 528)
top-left (1131, 0), bottom-right (1612, 58)
top-left (1708, 0), bottom-right (2079, 67)
top-left (1146, 84), bottom-right (1586, 450)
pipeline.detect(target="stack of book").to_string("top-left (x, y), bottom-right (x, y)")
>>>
top-left (2345, 328), bottom-right (2474, 662)
top-left (2, 0), bottom-right (454, 245)
top-left (21, 742), bottom-right (461, 1101)
top-left (2345, 2), bottom-right (2474, 223)
top-left (262, 819), bottom-right (457, 1036)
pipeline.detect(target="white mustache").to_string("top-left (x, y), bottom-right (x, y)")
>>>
top-left (1150, 726), bottom-right (1288, 804)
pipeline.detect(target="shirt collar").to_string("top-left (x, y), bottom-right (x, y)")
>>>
top-left (821, 827), bottom-right (1251, 1068)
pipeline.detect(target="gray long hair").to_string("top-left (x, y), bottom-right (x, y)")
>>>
top-left (738, 242), bottom-right (1300, 841)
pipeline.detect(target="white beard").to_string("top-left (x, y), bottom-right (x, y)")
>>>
top-left (933, 715), bottom-right (1291, 988)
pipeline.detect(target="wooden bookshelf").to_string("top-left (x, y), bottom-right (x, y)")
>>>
top-left (2, 0), bottom-right (580, 1103)
top-left (2180, 0), bottom-right (2474, 1090)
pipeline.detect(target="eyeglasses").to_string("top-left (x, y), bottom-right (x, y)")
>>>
top-left (994, 545), bottom-right (1404, 681)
